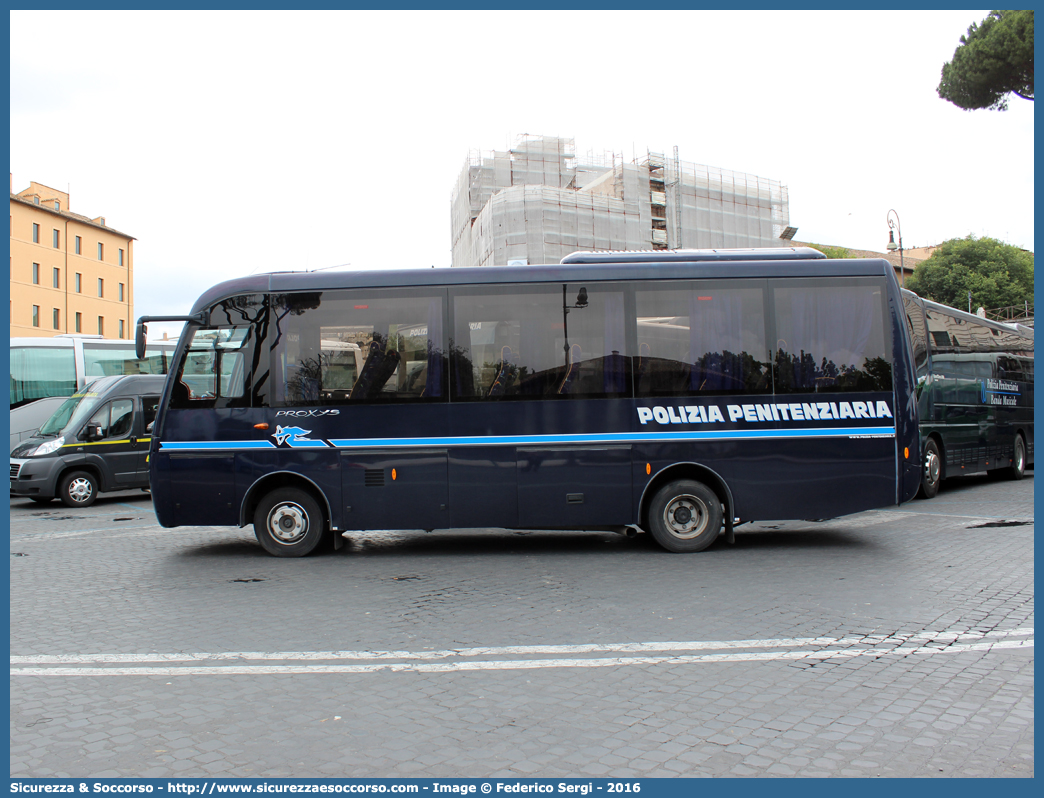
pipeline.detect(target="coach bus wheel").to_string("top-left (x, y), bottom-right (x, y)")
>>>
top-left (59, 471), bottom-right (98, 508)
top-left (918, 439), bottom-right (941, 500)
top-left (253, 487), bottom-right (326, 557)
top-left (648, 479), bottom-right (723, 553)
top-left (1007, 435), bottom-right (1026, 481)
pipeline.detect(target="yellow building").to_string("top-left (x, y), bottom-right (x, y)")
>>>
top-left (10, 178), bottom-right (134, 339)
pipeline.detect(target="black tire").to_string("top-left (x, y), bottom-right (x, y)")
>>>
top-left (917, 439), bottom-right (942, 499)
top-left (647, 479), bottom-right (723, 553)
top-left (58, 470), bottom-right (98, 508)
top-left (1007, 435), bottom-right (1027, 480)
top-left (253, 487), bottom-right (326, 557)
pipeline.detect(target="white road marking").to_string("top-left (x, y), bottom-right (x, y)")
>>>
top-left (10, 629), bottom-right (1033, 676)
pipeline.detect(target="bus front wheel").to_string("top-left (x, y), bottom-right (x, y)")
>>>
top-left (647, 479), bottom-right (723, 553)
top-left (253, 488), bottom-right (325, 557)
top-left (918, 439), bottom-right (941, 499)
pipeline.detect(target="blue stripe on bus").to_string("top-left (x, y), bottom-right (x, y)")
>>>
top-left (158, 426), bottom-right (895, 452)
top-left (328, 427), bottom-right (895, 448)
top-left (161, 440), bottom-right (277, 451)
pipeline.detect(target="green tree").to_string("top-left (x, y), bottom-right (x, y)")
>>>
top-left (906, 235), bottom-right (1033, 311)
top-left (938, 10), bottom-right (1034, 111)
top-left (806, 243), bottom-right (850, 259)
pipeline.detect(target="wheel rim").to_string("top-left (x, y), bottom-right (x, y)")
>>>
top-left (1015, 439), bottom-right (1025, 471)
top-left (67, 477), bottom-right (94, 503)
top-left (924, 448), bottom-right (940, 486)
top-left (267, 502), bottom-right (309, 545)
top-left (662, 494), bottom-right (709, 540)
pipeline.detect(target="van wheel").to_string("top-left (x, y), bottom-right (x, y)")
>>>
top-left (918, 439), bottom-right (941, 499)
top-left (59, 471), bottom-right (98, 508)
top-left (647, 479), bottom-right (723, 553)
top-left (253, 488), bottom-right (325, 557)
top-left (1007, 435), bottom-right (1026, 480)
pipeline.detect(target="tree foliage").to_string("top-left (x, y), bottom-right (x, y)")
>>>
top-left (806, 243), bottom-right (851, 259)
top-left (938, 10), bottom-right (1034, 111)
top-left (905, 235), bottom-right (1034, 311)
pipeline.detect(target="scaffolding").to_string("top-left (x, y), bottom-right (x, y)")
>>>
top-left (451, 135), bottom-right (790, 268)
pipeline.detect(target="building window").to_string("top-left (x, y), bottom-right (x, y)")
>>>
top-left (98, 316), bottom-right (104, 336)
top-left (32, 306), bottom-right (39, 327)
top-left (98, 278), bottom-right (104, 298)
top-left (75, 236), bottom-right (81, 255)
top-left (32, 223), bottom-right (39, 243)
top-left (98, 242), bottom-right (104, 261)
top-left (119, 248), bottom-right (124, 267)
top-left (54, 200), bottom-right (60, 211)
top-left (75, 273), bottom-right (82, 293)
top-left (119, 319), bottom-right (125, 339)
top-left (52, 229), bottom-right (60, 248)
top-left (75, 312), bottom-right (82, 333)
top-left (53, 267), bottom-right (60, 288)
top-left (53, 308), bottom-right (60, 329)
top-left (32, 263), bottom-right (39, 284)
top-left (118, 283), bottom-right (125, 302)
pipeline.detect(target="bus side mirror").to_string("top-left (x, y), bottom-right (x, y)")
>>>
top-left (135, 320), bottom-right (148, 359)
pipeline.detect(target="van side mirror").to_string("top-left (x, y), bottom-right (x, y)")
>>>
top-left (82, 423), bottom-right (103, 442)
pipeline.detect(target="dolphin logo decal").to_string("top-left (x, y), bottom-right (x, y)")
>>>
top-left (274, 424), bottom-right (313, 446)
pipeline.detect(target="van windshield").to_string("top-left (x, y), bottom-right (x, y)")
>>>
top-left (37, 390), bottom-right (102, 437)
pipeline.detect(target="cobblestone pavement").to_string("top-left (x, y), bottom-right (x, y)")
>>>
top-left (9, 472), bottom-right (1033, 778)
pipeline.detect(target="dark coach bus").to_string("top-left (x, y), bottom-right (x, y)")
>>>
top-left (902, 290), bottom-right (1033, 498)
top-left (136, 248), bottom-right (922, 557)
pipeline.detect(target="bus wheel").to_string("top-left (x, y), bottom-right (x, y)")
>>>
top-left (253, 488), bottom-right (325, 557)
top-left (59, 471), bottom-right (98, 508)
top-left (918, 439), bottom-right (941, 499)
top-left (1007, 435), bottom-right (1027, 481)
top-left (648, 480), bottom-right (723, 553)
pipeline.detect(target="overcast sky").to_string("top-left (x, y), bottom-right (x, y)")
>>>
top-left (10, 10), bottom-right (1034, 337)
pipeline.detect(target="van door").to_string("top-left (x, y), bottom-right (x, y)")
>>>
top-left (137, 395), bottom-right (161, 482)
top-left (83, 398), bottom-right (139, 485)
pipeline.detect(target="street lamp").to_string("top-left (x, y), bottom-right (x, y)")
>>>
top-left (886, 209), bottom-right (905, 288)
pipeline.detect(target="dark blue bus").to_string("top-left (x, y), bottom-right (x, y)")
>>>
top-left (902, 290), bottom-right (1033, 498)
top-left (136, 248), bottom-right (922, 557)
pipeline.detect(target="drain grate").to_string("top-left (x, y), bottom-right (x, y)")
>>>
top-left (968, 520), bottom-right (1032, 528)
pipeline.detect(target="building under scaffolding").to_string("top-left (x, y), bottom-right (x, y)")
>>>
top-left (451, 135), bottom-right (791, 268)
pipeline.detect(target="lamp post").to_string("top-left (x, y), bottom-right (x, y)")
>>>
top-left (886, 209), bottom-right (905, 288)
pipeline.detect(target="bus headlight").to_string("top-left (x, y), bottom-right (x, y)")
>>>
top-left (32, 436), bottom-right (65, 456)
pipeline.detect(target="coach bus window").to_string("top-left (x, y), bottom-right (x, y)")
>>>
top-left (271, 289), bottom-right (446, 405)
top-left (773, 280), bottom-right (891, 393)
top-left (902, 295), bottom-right (929, 381)
top-left (450, 284), bottom-right (628, 400)
top-left (634, 282), bottom-right (770, 397)
top-left (171, 327), bottom-right (251, 408)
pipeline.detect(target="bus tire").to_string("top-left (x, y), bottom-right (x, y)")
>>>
top-left (648, 479), bottom-right (722, 553)
top-left (58, 470), bottom-right (98, 508)
top-left (253, 488), bottom-right (325, 557)
top-left (1007, 435), bottom-right (1027, 481)
top-left (918, 439), bottom-right (941, 499)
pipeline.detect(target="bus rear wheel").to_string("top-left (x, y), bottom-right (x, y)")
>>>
top-left (918, 439), bottom-right (941, 499)
top-left (648, 479), bottom-right (723, 553)
top-left (1007, 435), bottom-right (1027, 481)
top-left (253, 488), bottom-right (326, 557)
